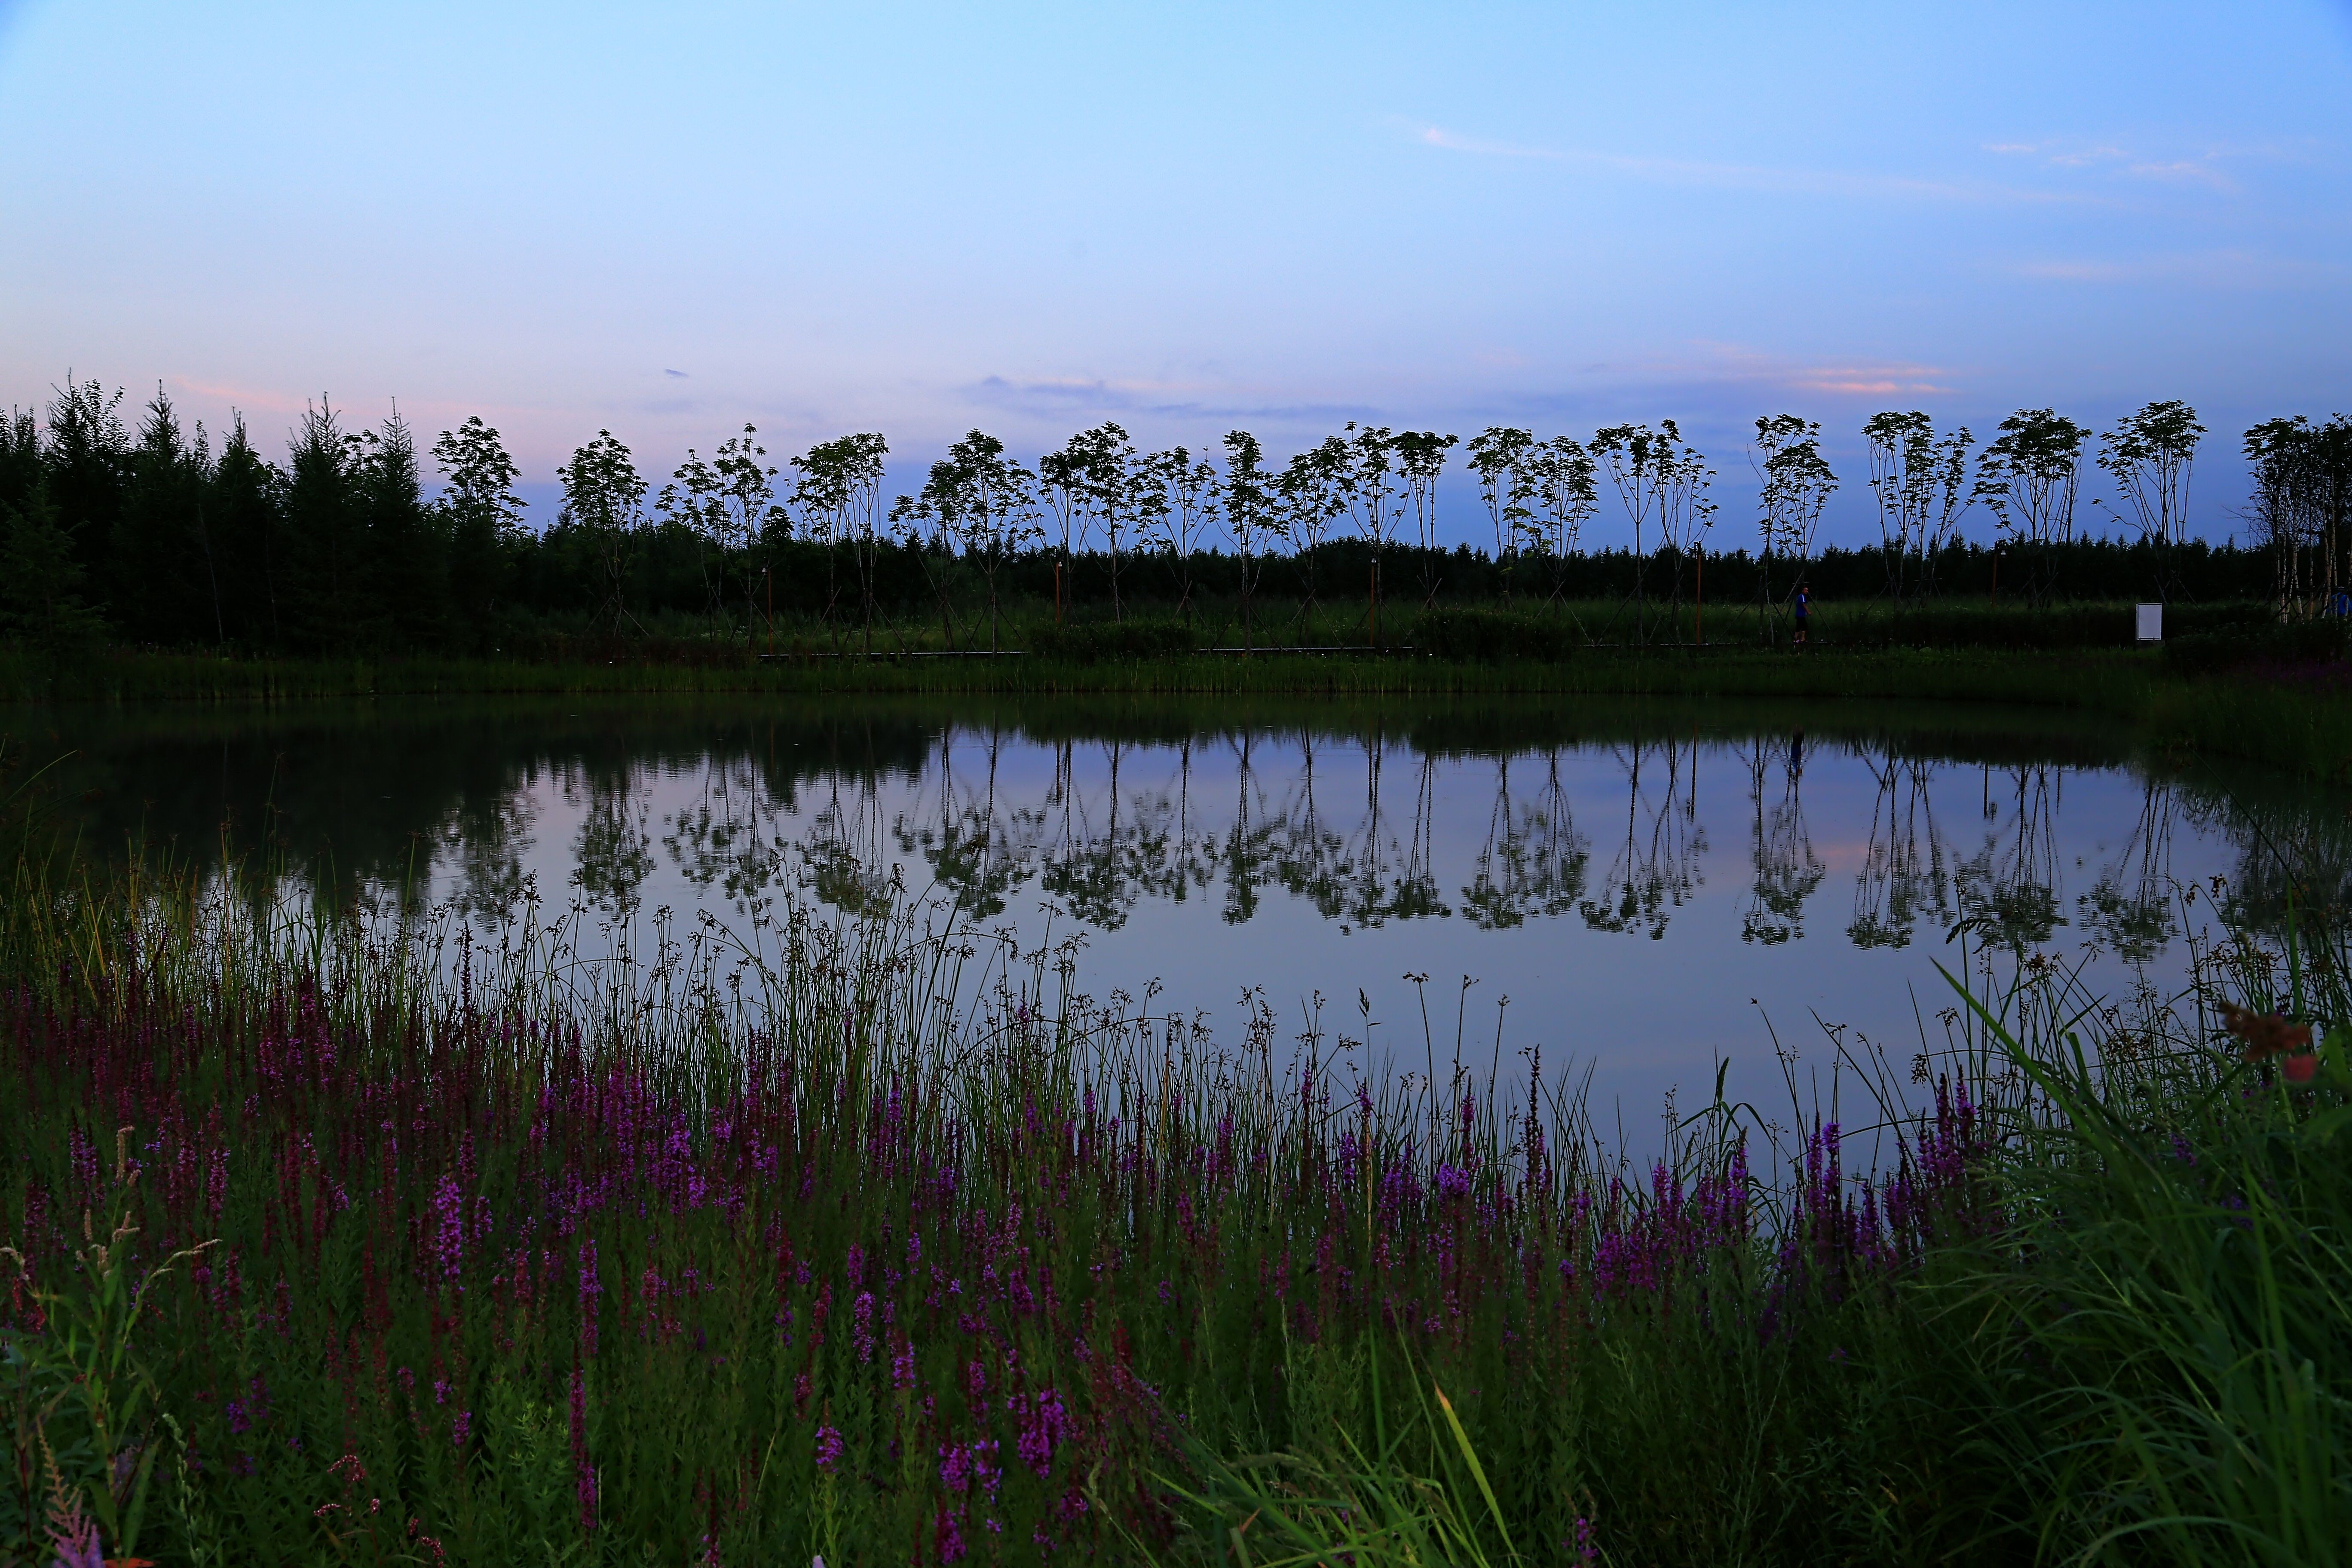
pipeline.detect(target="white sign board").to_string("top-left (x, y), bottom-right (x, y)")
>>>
top-left (2135, 603), bottom-right (2163, 642)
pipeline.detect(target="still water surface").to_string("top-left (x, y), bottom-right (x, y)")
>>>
top-left (14, 694), bottom-right (2340, 1118)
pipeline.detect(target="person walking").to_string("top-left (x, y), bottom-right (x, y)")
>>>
top-left (1792, 582), bottom-right (1812, 649)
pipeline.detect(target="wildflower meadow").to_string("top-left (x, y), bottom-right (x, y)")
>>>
top-left (0, 852), bottom-right (2344, 1565)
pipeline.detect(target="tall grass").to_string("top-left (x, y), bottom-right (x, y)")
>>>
top-left (0, 841), bottom-right (2344, 1565)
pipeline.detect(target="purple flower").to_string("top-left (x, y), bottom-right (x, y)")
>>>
top-left (972, 1439), bottom-right (1002, 1498)
top-left (853, 1292), bottom-right (876, 1363)
top-left (1015, 1387), bottom-right (1070, 1478)
top-left (430, 1172), bottom-right (465, 1288)
top-left (814, 1424), bottom-right (845, 1475)
top-left (451, 1409), bottom-right (472, 1450)
top-left (579, 1237), bottom-right (602, 1358)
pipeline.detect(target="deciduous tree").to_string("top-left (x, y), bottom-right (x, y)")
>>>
top-left (1976, 409), bottom-right (2088, 605)
top-left (662, 426), bottom-right (782, 645)
top-left (791, 433), bottom-right (888, 652)
top-left (1466, 427), bottom-right (1535, 601)
top-left (1753, 415), bottom-right (1837, 641)
top-left (433, 415), bottom-right (527, 648)
top-left (1593, 420), bottom-right (1713, 641)
top-left (557, 430), bottom-right (649, 637)
top-left (1861, 411), bottom-right (1975, 599)
top-left (2096, 399), bottom-right (2203, 601)
top-left (1277, 437), bottom-right (1349, 621)
top-left (1523, 436), bottom-right (1597, 607)
top-left (1143, 445), bottom-right (1219, 625)
top-left (1393, 429), bottom-right (1457, 608)
top-left (1220, 431), bottom-right (1286, 649)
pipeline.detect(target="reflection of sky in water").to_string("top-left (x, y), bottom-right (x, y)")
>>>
top-left (479, 728), bottom-right (2216, 1121)
top-left (26, 696), bottom-right (2327, 1128)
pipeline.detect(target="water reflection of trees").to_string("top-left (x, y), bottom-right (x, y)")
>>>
top-left (896, 728), bottom-right (1038, 922)
top-left (440, 769), bottom-right (539, 924)
top-left (2182, 781), bottom-right (2352, 933)
top-left (1741, 734), bottom-right (1822, 946)
top-left (1847, 750), bottom-right (1950, 950)
top-left (1459, 753), bottom-right (1590, 930)
top-left (568, 762), bottom-right (655, 913)
top-left (2076, 779), bottom-right (2178, 962)
top-left (1956, 764), bottom-right (2067, 951)
top-left (31, 701), bottom-right (2338, 968)
top-left (1579, 737), bottom-right (1706, 940)
top-left (663, 754), bottom-right (789, 910)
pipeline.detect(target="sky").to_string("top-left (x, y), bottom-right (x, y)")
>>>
top-left (3, 0), bottom-right (2349, 545)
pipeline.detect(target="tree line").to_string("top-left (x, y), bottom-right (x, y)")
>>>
top-left (1, 378), bottom-right (2344, 655)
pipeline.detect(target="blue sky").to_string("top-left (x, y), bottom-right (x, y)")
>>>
top-left (3, 0), bottom-right (2348, 545)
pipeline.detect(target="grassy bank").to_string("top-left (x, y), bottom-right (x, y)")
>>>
top-left (9, 634), bottom-right (2352, 784)
top-left (0, 845), bottom-right (2346, 1565)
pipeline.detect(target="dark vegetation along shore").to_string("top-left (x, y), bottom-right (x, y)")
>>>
top-left (0, 819), bottom-right (2345, 1566)
top-left (11, 631), bottom-right (2352, 790)
top-left (3, 380), bottom-right (2346, 664)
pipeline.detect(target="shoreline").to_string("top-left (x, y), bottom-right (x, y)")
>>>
top-left (4, 643), bottom-right (2347, 781)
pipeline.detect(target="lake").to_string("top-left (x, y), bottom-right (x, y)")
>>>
top-left (12, 692), bottom-right (2339, 1125)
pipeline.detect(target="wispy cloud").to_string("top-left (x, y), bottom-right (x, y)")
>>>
top-left (1592, 342), bottom-right (1956, 399)
top-left (1412, 123), bottom-right (2086, 206)
top-left (963, 375), bottom-right (1374, 426)
top-left (1785, 364), bottom-right (1954, 397)
top-left (1978, 138), bottom-right (2318, 195)
top-left (664, 368), bottom-right (689, 378)
top-left (2010, 249), bottom-right (2343, 288)
top-left (1416, 126), bottom-right (1556, 161)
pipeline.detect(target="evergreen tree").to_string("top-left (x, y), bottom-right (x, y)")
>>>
top-left (205, 413), bottom-right (286, 646)
top-left (0, 408), bottom-right (40, 518)
top-left (357, 408), bottom-right (448, 649)
top-left (282, 398), bottom-right (363, 649)
top-left (41, 378), bottom-right (130, 623)
top-left (118, 388), bottom-right (219, 644)
top-left (0, 484), bottom-right (105, 654)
